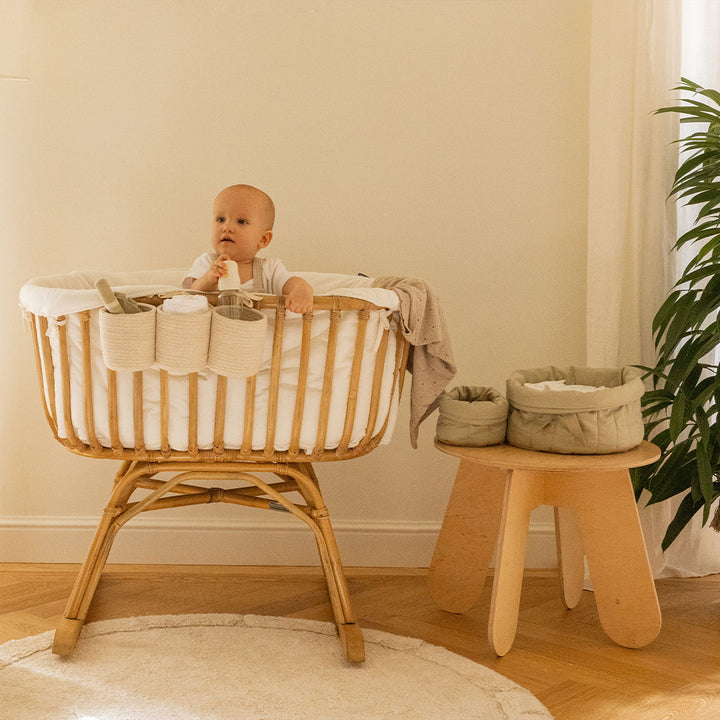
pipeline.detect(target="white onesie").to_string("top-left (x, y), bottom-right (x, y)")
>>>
top-left (184, 253), bottom-right (293, 294)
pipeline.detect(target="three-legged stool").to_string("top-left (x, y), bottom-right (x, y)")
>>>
top-left (428, 440), bottom-right (661, 656)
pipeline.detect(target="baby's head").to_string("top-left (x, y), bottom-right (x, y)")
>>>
top-left (211, 184), bottom-right (276, 264)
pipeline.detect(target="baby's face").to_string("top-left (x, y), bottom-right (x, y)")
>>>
top-left (211, 187), bottom-right (273, 263)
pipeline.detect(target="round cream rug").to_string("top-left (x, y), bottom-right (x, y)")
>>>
top-left (0, 614), bottom-right (552, 719)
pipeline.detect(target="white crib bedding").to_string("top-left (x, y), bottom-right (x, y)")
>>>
top-left (21, 269), bottom-right (402, 454)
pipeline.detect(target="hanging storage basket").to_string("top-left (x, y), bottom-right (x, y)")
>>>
top-left (436, 386), bottom-right (508, 447)
top-left (208, 304), bottom-right (268, 378)
top-left (156, 303), bottom-right (213, 375)
top-left (506, 366), bottom-right (645, 454)
top-left (99, 304), bottom-right (156, 372)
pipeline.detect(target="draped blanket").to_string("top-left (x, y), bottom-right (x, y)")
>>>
top-left (373, 277), bottom-right (456, 448)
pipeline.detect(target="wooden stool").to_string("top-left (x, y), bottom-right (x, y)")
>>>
top-left (428, 440), bottom-right (661, 656)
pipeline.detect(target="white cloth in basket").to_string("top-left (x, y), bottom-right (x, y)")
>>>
top-left (162, 295), bottom-right (209, 314)
top-left (524, 380), bottom-right (608, 393)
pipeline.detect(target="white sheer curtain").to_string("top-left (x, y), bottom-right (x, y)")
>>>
top-left (586, 0), bottom-right (680, 368)
top-left (586, 0), bottom-right (720, 577)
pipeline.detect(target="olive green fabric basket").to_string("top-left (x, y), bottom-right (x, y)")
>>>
top-left (436, 386), bottom-right (509, 447)
top-left (506, 366), bottom-right (645, 454)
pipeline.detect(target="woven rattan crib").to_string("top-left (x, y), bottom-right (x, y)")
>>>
top-left (20, 269), bottom-right (410, 663)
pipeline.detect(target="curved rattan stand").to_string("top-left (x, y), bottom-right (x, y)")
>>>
top-left (26, 292), bottom-right (410, 664)
top-left (52, 460), bottom-right (365, 662)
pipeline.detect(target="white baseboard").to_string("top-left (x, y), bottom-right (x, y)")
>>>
top-left (0, 516), bottom-right (558, 568)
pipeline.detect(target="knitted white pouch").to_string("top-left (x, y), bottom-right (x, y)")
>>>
top-left (99, 304), bottom-right (156, 372)
top-left (155, 304), bottom-right (212, 375)
top-left (208, 304), bottom-right (268, 378)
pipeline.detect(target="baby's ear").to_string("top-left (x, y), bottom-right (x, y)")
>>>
top-left (259, 231), bottom-right (273, 248)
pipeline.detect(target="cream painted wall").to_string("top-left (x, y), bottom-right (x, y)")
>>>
top-left (0, 0), bottom-right (591, 565)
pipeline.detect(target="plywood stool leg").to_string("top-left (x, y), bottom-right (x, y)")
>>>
top-left (428, 461), bottom-right (508, 613)
top-left (554, 506), bottom-right (585, 609)
top-left (557, 470), bottom-right (661, 648)
top-left (488, 470), bottom-right (544, 656)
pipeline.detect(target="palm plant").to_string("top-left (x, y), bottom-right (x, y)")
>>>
top-left (634, 78), bottom-right (720, 550)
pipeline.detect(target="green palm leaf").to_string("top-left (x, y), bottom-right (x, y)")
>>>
top-left (640, 78), bottom-right (720, 548)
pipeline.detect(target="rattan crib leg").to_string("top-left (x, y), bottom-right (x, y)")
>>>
top-left (53, 464), bottom-right (140, 656)
top-left (53, 618), bottom-right (85, 656)
top-left (338, 622), bottom-right (365, 663)
top-left (52, 508), bottom-right (122, 656)
top-left (313, 515), bottom-right (364, 663)
top-left (314, 515), bottom-right (356, 622)
top-left (294, 464), bottom-right (364, 663)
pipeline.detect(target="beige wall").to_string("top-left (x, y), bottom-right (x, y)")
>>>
top-left (0, 0), bottom-right (591, 565)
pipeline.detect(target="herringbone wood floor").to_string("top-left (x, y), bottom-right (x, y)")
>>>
top-left (1, 564), bottom-right (718, 719)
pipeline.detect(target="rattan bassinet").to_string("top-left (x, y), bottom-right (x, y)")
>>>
top-left (20, 268), bottom-right (410, 663)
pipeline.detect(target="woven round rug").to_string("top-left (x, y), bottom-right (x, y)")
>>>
top-left (0, 614), bottom-right (552, 719)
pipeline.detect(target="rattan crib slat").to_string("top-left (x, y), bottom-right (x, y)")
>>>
top-left (214, 375), bottom-right (228, 454)
top-left (374, 323), bottom-right (409, 443)
top-left (31, 314), bottom-right (58, 437)
top-left (58, 317), bottom-right (80, 449)
top-left (356, 322), bottom-right (408, 449)
top-left (359, 325), bottom-right (389, 447)
top-left (107, 370), bottom-right (121, 453)
top-left (395, 323), bottom-right (410, 398)
top-left (264, 306), bottom-right (286, 457)
top-left (289, 312), bottom-right (313, 454)
top-left (160, 370), bottom-right (170, 456)
top-left (337, 307), bottom-right (369, 453)
top-left (80, 311), bottom-right (100, 451)
top-left (241, 375), bottom-right (256, 453)
top-left (38, 316), bottom-right (59, 431)
top-left (188, 372), bottom-right (199, 456)
top-left (133, 371), bottom-right (145, 452)
top-left (313, 307), bottom-right (340, 455)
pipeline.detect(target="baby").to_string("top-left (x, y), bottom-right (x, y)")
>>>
top-left (183, 184), bottom-right (314, 314)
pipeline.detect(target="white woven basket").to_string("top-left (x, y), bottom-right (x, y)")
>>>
top-left (208, 305), bottom-right (268, 378)
top-left (99, 304), bottom-right (156, 372)
top-left (156, 304), bottom-right (212, 375)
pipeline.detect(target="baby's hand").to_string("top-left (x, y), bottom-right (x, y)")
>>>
top-left (191, 255), bottom-right (229, 292)
top-left (208, 254), bottom-right (230, 281)
top-left (283, 277), bottom-right (314, 314)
